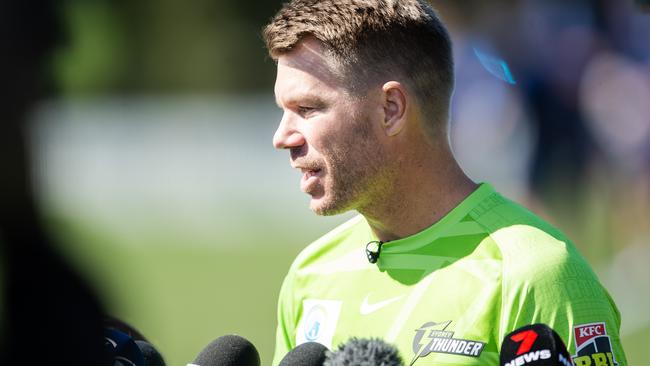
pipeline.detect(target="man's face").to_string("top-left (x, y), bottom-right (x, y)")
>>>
top-left (273, 38), bottom-right (392, 215)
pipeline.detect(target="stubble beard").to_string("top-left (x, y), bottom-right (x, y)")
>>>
top-left (311, 119), bottom-right (394, 217)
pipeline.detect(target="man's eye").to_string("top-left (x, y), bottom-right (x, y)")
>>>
top-left (298, 106), bottom-right (316, 116)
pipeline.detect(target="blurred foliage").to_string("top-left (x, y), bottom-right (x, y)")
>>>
top-left (54, 0), bottom-right (284, 95)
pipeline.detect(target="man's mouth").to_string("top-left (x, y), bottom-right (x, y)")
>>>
top-left (299, 167), bottom-right (322, 193)
top-left (301, 168), bottom-right (321, 177)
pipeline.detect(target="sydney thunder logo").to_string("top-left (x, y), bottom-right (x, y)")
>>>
top-left (410, 320), bottom-right (485, 365)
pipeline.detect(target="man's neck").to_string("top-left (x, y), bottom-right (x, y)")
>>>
top-left (359, 149), bottom-right (478, 243)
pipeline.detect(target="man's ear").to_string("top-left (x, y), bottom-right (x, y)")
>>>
top-left (381, 81), bottom-right (408, 136)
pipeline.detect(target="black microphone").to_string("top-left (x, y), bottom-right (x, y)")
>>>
top-left (325, 337), bottom-right (404, 366)
top-left (278, 342), bottom-right (328, 366)
top-left (135, 340), bottom-right (166, 366)
top-left (104, 328), bottom-right (146, 366)
top-left (187, 335), bottom-right (260, 366)
top-left (366, 241), bottom-right (383, 263)
top-left (500, 324), bottom-right (573, 366)
top-left (104, 316), bottom-right (165, 366)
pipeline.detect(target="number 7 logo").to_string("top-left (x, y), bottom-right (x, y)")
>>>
top-left (510, 329), bottom-right (538, 355)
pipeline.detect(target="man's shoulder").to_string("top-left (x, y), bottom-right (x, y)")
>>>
top-left (471, 193), bottom-right (589, 273)
top-left (288, 214), bottom-right (371, 273)
top-left (471, 191), bottom-right (564, 240)
top-left (473, 192), bottom-right (595, 284)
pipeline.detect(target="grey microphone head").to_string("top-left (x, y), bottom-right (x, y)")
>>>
top-left (279, 342), bottom-right (328, 366)
top-left (188, 335), bottom-right (260, 366)
top-left (324, 337), bottom-right (404, 366)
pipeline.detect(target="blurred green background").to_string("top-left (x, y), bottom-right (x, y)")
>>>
top-left (27, 0), bottom-right (650, 365)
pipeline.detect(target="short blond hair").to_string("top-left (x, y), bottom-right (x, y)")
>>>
top-left (263, 0), bottom-right (455, 133)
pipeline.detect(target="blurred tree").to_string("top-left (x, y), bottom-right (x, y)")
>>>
top-left (56, 0), bottom-right (284, 95)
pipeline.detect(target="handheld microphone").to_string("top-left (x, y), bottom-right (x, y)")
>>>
top-left (500, 324), bottom-right (573, 366)
top-left (278, 342), bottom-right (328, 366)
top-left (104, 316), bottom-right (165, 366)
top-left (325, 337), bottom-right (404, 366)
top-left (104, 328), bottom-right (146, 366)
top-left (187, 335), bottom-right (260, 366)
top-left (135, 340), bottom-right (166, 366)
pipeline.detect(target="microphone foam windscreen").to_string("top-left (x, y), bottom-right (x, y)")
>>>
top-left (500, 323), bottom-right (572, 366)
top-left (135, 340), bottom-right (166, 366)
top-left (189, 335), bottom-right (260, 366)
top-left (324, 337), bottom-right (404, 366)
top-left (279, 342), bottom-right (328, 366)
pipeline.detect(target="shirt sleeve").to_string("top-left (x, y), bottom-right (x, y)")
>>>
top-left (271, 270), bottom-right (297, 366)
top-left (496, 225), bottom-right (628, 366)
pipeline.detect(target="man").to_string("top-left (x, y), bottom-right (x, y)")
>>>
top-left (263, 1), bottom-right (627, 365)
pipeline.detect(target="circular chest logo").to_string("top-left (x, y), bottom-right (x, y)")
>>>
top-left (304, 304), bottom-right (327, 341)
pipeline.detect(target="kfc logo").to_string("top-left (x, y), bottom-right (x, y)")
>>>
top-left (575, 323), bottom-right (605, 347)
top-left (572, 322), bottom-right (619, 366)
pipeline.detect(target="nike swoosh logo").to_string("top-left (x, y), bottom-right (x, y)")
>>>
top-left (360, 294), bottom-right (404, 315)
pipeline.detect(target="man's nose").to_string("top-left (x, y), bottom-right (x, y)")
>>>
top-left (273, 112), bottom-right (305, 149)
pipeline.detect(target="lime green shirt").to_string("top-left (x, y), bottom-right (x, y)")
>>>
top-left (272, 183), bottom-right (626, 365)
